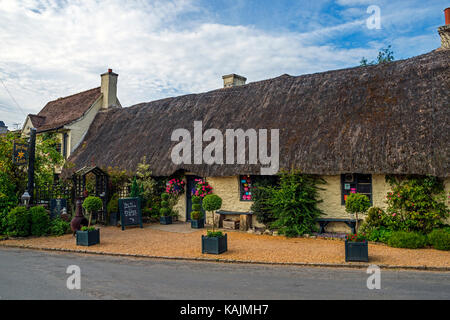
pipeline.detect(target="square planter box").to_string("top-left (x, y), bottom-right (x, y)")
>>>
top-left (202, 234), bottom-right (227, 255)
top-left (160, 216), bottom-right (173, 225)
top-left (76, 229), bottom-right (100, 247)
top-left (345, 240), bottom-right (369, 262)
top-left (191, 219), bottom-right (205, 229)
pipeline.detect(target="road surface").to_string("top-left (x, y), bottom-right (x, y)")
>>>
top-left (0, 247), bottom-right (449, 300)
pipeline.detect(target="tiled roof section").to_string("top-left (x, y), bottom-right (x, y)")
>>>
top-left (32, 87), bottom-right (101, 132)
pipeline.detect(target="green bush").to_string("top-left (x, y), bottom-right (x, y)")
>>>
top-left (192, 196), bottom-right (201, 204)
top-left (191, 211), bottom-right (204, 220)
top-left (81, 226), bottom-right (96, 232)
top-left (161, 201), bottom-right (169, 208)
top-left (387, 231), bottom-right (427, 249)
top-left (161, 193), bottom-right (169, 201)
top-left (160, 207), bottom-right (170, 216)
top-left (82, 196), bottom-right (103, 213)
top-left (250, 176), bottom-right (278, 225)
top-left (345, 193), bottom-right (371, 232)
top-left (207, 230), bottom-right (224, 238)
top-left (385, 175), bottom-right (449, 233)
top-left (30, 206), bottom-right (50, 236)
top-left (107, 194), bottom-right (119, 214)
top-left (6, 206), bottom-right (31, 237)
top-left (367, 227), bottom-right (392, 243)
top-left (427, 229), bottom-right (450, 251)
top-left (0, 209), bottom-right (8, 235)
top-left (192, 203), bottom-right (202, 212)
top-left (202, 194), bottom-right (222, 212)
top-left (49, 218), bottom-right (71, 236)
top-left (266, 172), bottom-right (324, 237)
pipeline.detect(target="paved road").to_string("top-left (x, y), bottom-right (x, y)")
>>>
top-left (0, 247), bottom-right (449, 300)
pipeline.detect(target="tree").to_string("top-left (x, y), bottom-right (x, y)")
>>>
top-left (360, 45), bottom-right (395, 66)
top-left (82, 196), bottom-right (103, 227)
top-left (345, 193), bottom-right (371, 232)
top-left (202, 194), bottom-right (222, 233)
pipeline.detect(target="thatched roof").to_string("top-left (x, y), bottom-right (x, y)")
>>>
top-left (68, 49), bottom-right (450, 178)
top-left (30, 87), bottom-right (101, 132)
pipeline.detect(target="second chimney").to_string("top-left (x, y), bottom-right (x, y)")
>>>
top-left (101, 69), bottom-right (119, 109)
top-left (222, 74), bottom-right (247, 88)
top-left (438, 8), bottom-right (450, 50)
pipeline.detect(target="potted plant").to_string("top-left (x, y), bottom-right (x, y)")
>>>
top-left (160, 193), bottom-right (172, 225)
top-left (191, 196), bottom-right (204, 229)
top-left (76, 196), bottom-right (102, 246)
top-left (201, 194), bottom-right (227, 254)
top-left (344, 193), bottom-right (371, 262)
top-left (345, 233), bottom-right (369, 262)
top-left (107, 193), bottom-right (119, 226)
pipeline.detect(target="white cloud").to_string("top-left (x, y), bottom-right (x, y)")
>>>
top-left (0, 0), bottom-right (435, 128)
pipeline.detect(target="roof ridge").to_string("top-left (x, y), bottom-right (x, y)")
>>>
top-left (50, 86), bottom-right (101, 103)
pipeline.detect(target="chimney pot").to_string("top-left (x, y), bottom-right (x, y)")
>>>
top-left (438, 8), bottom-right (450, 49)
top-left (108, 68), bottom-right (112, 73)
top-left (445, 7), bottom-right (450, 25)
top-left (222, 74), bottom-right (247, 88)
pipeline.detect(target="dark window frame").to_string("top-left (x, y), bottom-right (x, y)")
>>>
top-left (341, 173), bottom-right (373, 205)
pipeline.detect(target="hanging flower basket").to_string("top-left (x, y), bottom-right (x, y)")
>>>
top-left (192, 179), bottom-right (213, 198)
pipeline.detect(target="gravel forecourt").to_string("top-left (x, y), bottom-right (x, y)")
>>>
top-left (1, 223), bottom-right (449, 269)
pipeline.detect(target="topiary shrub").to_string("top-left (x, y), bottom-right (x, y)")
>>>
top-left (427, 229), bottom-right (450, 251)
top-left (30, 206), bottom-right (50, 236)
top-left (49, 218), bottom-right (71, 236)
top-left (387, 231), bottom-right (427, 249)
top-left (345, 193), bottom-right (371, 232)
top-left (6, 206), bottom-right (31, 237)
top-left (82, 196), bottom-right (103, 227)
top-left (160, 193), bottom-right (170, 217)
top-left (107, 193), bottom-right (119, 215)
top-left (202, 194), bottom-right (222, 234)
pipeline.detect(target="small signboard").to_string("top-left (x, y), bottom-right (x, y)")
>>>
top-left (50, 198), bottom-right (67, 219)
top-left (119, 197), bottom-right (143, 230)
top-left (13, 142), bottom-right (28, 166)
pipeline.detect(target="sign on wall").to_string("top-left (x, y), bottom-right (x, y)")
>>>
top-left (119, 197), bottom-right (143, 230)
top-left (13, 142), bottom-right (28, 166)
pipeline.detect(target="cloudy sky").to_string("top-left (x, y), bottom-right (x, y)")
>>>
top-left (0, 0), bottom-right (447, 129)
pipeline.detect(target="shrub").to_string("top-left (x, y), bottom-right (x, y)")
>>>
top-left (161, 193), bottom-right (169, 201)
top-left (81, 226), bottom-right (96, 232)
top-left (6, 206), bottom-right (31, 237)
top-left (385, 175), bottom-right (449, 233)
top-left (30, 206), bottom-right (50, 236)
top-left (427, 229), bottom-right (450, 251)
top-left (49, 218), bottom-right (71, 236)
top-left (203, 194), bottom-right (222, 233)
top-left (361, 207), bottom-right (386, 230)
top-left (266, 172), bottom-right (324, 237)
top-left (0, 209), bottom-right (8, 235)
top-left (160, 207), bottom-right (170, 216)
top-left (192, 196), bottom-right (201, 204)
top-left (387, 231), bottom-right (427, 249)
top-left (367, 227), bottom-right (392, 243)
top-left (251, 176), bottom-right (278, 225)
top-left (191, 211), bottom-right (204, 220)
top-left (107, 194), bottom-right (119, 214)
top-left (192, 203), bottom-right (202, 212)
top-left (207, 230), bottom-right (224, 238)
top-left (161, 201), bottom-right (169, 208)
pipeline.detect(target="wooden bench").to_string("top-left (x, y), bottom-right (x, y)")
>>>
top-left (216, 210), bottom-right (253, 231)
top-left (316, 218), bottom-right (362, 234)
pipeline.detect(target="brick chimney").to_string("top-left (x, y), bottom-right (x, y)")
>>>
top-left (438, 8), bottom-right (450, 49)
top-left (222, 74), bottom-right (247, 88)
top-left (100, 69), bottom-right (119, 109)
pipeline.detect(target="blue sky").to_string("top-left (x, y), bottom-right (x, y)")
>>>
top-left (0, 0), bottom-right (448, 129)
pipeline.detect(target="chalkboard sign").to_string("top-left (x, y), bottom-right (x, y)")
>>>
top-left (119, 197), bottom-right (143, 230)
top-left (50, 198), bottom-right (67, 219)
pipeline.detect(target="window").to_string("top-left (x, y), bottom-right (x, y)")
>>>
top-left (239, 175), bottom-right (278, 201)
top-left (239, 175), bottom-right (255, 201)
top-left (341, 174), bottom-right (372, 205)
